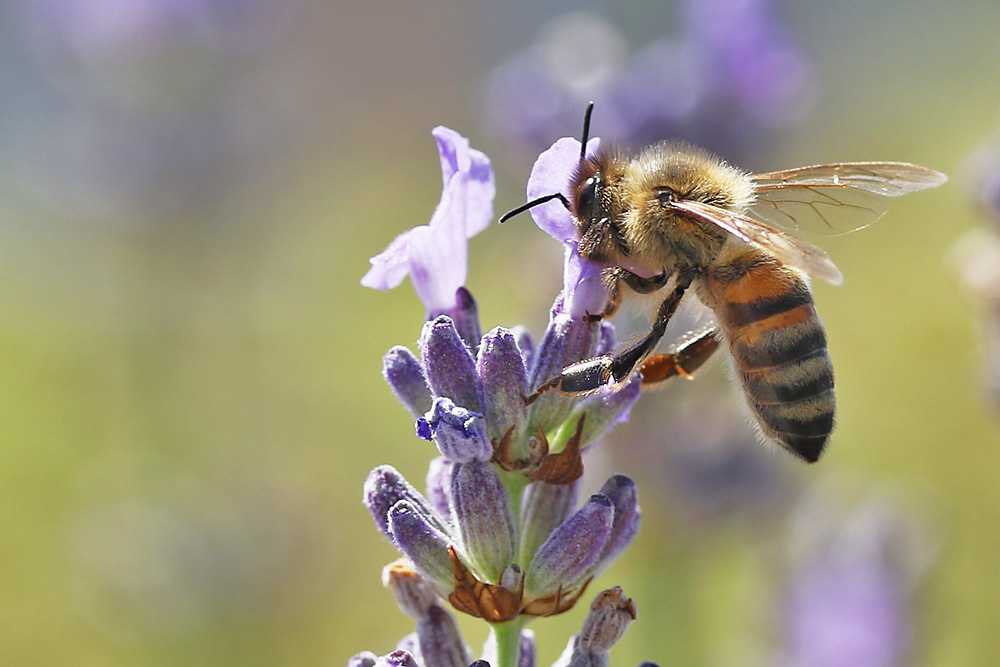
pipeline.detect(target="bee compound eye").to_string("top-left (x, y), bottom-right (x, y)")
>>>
top-left (657, 189), bottom-right (676, 206)
top-left (576, 177), bottom-right (598, 222)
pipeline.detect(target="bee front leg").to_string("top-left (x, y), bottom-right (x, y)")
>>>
top-left (528, 273), bottom-right (693, 403)
top-left (587, 268), bottom-right (669, 321)
top-left (638, 327), bottom-right (720, 386)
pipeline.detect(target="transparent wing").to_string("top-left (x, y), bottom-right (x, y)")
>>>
top-left (671, 199), bottom-right (844, 285)
top-left (749, 162), bottom-right (948, 235)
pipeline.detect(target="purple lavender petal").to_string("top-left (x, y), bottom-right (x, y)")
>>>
top-left (450, 460), bottom-right (516, 582)
top-left (387, 501), bottom-right (456, 593)
top-left (417, 398), bottom-right (492, 463)
top-left (364, 465), bottom-right (449, 537)
top-left (420, 316), bottom-right (483, 413)
top-left (425, 456), bottom-right (454, 521)
top-left (416, 604), bottom-right (472, 667)
top-left (408, 222), bottom-right (468, 314)
top-left (383, 346), bottom-right (432, 417)
top-left (477, 327), bottom-right (530, 443)
top-left (362, 127), bottom-right (495, 314)
top-left (432, 127), bottom-right (496, 239)
top-left (525, 137), bottom-right (600, 243)
top-left (560, 245), bottom-right (611, 320)
top-left (518, 479), bottom-right (581, 566)
top-left (525, 493), bottom-right (614, 596)
top-left (361, 231), bottom-right (414, 291)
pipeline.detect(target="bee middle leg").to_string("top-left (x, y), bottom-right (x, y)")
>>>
top-left (528, 272), bottom-right (693, 402)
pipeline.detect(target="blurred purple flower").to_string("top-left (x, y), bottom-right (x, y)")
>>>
top-left (484, 4), bottom-right (814, 164)
top-left (3, 1), bottom-right (305, 226)
top-left (775, 492), bottom-right (934, 667)
top-left (362, 127), bottom-right (495, 314)
top-left (955, 136), bottom-right (1000, 411)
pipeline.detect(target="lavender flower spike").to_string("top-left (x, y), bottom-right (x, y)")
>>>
top-left (362, 127), bottom-right (495, 314)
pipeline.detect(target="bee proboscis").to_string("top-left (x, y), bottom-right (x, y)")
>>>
top-left (502, 104), bottom-right (947, 463)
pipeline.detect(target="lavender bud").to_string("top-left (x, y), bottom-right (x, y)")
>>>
top-left (510, 325), bottom-right (536, 371)
top-left (477, 327), bottom-right (530, 443)
top-left (416, 604), bottom-right (471, 667)
top-left (364, 465), bottom-right (448, 537)
top-left (518, 479), bottom-right (581, 566)
top-left (450, 460), bottom-right (516, 581)
top-left (559, 376), bottom-right (641, 451)
top-left (420, 316), bottom-right (483, 412)
top-left (578, 587), bottom-right (637, 654)
top-left (596, 475), bottom-right (641, 569)
top-left (529, 309), bottom-right (603, 428)
top-left (382, 559), bottom-right (439, 620)
top-left (417, 398), bottom-right (492, 463)
top-left (375, 650), bottom-right (420, 667)
top-left (526, 494), bottom-right (614, 597)
top-left (386, 501), bottom-right (455, 592)
top-left (426, 456), bottom-right (454, 520)
top-left (383, 346), bottom-right (432, 417)
top-left (348, 652), bottom-right (377, 667)
top-left (395, 634), bottom-right (419, 660)
top-left (434, 286), bottom-right (483, 354)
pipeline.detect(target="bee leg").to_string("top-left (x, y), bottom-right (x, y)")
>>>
top-left (638, 327), bottom-right (720, 386)
top-left (528, 273), bottom-right (694, 401)
top-left (586, 268), bottom-right (669, 321)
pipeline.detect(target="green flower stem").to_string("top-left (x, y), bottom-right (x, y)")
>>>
top-left (492, 616), bottom-right (527, 667)
top-left (500, 469), bottom-right (530, 524)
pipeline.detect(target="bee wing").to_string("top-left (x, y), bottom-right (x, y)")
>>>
top-left (749, 162), bottom-right (948, 235)
top-left (671, 199), bottom-right (845, 285)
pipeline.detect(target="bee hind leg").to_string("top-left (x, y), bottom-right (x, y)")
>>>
top-left (527, 273), bottom-right (693, 403)
top-left (639, 327), bottom-right (720, 386)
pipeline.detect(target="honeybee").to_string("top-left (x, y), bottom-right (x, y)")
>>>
top-left (502, 104), bottom-right (947, 463)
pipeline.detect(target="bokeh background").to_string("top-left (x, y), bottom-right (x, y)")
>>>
top-left (3, 1), bottom-right (1000, 665)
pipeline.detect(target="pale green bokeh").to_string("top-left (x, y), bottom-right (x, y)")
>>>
top-left (2, 2), bottom-right (1000, 665)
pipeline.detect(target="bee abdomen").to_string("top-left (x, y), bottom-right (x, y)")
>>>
top-left (708, 259), bottom-right (835, 463)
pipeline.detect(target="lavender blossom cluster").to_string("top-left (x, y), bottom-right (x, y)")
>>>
top-left (357, 127), bottom-right (650, 667)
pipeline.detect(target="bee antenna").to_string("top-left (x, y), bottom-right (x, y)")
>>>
top-left (498, 192), bottom-right (570, 224)
top-left (579, 101), bottom-right (594, 163)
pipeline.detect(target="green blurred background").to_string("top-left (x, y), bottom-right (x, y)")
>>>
top-left (3, 1), bottom-right (1000, 665)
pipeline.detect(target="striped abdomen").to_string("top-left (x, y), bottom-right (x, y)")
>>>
top-left (704, 253), bottom-right (835, 462)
